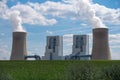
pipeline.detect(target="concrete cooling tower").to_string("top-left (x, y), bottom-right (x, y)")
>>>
top-left (10, 32), bottom-right (27, 60)
top-left (92, 28), bottom-right (111, 60)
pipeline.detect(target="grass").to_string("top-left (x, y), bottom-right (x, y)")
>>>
top-left (0, 60), bottom-right (120, 80)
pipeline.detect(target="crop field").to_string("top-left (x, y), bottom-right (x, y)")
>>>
top-left (0, 60), bottom-right (120, 80)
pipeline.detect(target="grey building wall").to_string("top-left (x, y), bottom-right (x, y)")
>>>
top-left (66, 35), bottom-right (90, 60)
top-left (72, 35), bottom-right (89, 55)
top-left (10, 32), bottom-right (27, 60)
top-left (43, 36), bottom-right (63, 60)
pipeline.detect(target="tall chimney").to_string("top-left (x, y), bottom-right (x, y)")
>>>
top-left (92, 28), bottom-right (111, 60)
top-left (10, 32), bottom-right (27, 60)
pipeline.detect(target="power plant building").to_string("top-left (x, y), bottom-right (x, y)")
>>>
top-left (10, 32), bottom-right (27, 60)
top-left (66, 35), bottom-right (91, 60)
top-left (10, 28), bottom-right (111, 60)
top-left (92, 28), bottom-right (111, 60)
top-left (72, 35), bottom-right (89, 55)
top-left (43, 36), bottom-right (63, 60)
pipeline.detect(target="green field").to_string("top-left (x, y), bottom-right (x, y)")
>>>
top-left (0, 60), bottom-right (120, 80)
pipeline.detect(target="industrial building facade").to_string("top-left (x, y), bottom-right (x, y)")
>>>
top-left (72, 35), bottom-right (89, 55)
top-left (66, 35), bottom-right (91, 60)
top-left (43, 36), bottom-right (63, 60)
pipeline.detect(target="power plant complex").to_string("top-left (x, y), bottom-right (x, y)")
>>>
top-left (10, 28), bottom-right (111, 60)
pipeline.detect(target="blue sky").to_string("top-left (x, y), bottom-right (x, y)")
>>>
top-left (0, 0), bottom-right (120, 60)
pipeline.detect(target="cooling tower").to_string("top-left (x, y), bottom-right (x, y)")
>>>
top-left (92, 28), bottom-right (111, 60)
top-left (10, 32), bottom-right (27, 60)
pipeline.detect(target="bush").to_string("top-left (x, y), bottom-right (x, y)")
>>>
top-left (64, 63), bottom-right (103, 80)
top-left (103, 64), bottom-right (120, 80)
top-left (0, 61), bottom-right (120, 80)
top-left (0, 70), bottom-right (12, 80)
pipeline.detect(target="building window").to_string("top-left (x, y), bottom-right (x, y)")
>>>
top-left (76, 36), bottom-right (84, 48)
top-left (49, 38), bottom-right (56, 52)
top-left (80, 46), bottom-right (83, 52)
top-left (81, 37), bottom-right (83, 40)
top-left (50, 53), bottom-right (53, 60)
top-left (76, 37), bottom-right (80, 48)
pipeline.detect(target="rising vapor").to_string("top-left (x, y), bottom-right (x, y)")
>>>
top-left (10, 11), bottom-right (25, 32)
top-left (0, 0), bottom-right (119, 29)
top-left (75, 0), bottom-right (106, 28)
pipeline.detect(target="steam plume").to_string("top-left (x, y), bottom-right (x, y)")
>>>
top-left (10, 10), bottom-right (25, 32)
top-left (76, 0), bottom-right (106, 28)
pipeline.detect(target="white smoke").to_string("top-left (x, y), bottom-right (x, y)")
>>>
top-left (75, 0), bottom-right (106, 28)
top-left (36, 0), bottom-right (107, 28)
top-left (0, 0), bottom-right (119, 29)
top-left (10, 10), bottom-right (25, 32)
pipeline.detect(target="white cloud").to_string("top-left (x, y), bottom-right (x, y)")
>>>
top-left (0, 0), bottom-right (119, 26)
top-left (0, 33), bottom-right (5, 36)
top-left (63, 34), bottom-right (73, 55)
top-left (109, 34), bottom-right (120, 45)
top-left (31, 0), bottom-right (119, 27)
top-left (93, 4), bottom-right (120, 25)
top-left (0, 47), bottom-right (10, 60)
top-left (63, 34), bottom-right (73, 42)
top-left (0, 1), bottom-right (57, 26)
top-left (109, 34), bottom-right (120, 60)
top-left (80, 23), bottom-right (88, 27)
top-left (46, 30), bottom-right (53, 35)
top-left (63, 34), bottom-right (73, 37)
top-left (111, 52), bottom-right (120, 60)
top-left (0, 0), bottom-right (8, 19)
top-left (10, 3), bottom-right (57, 25)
